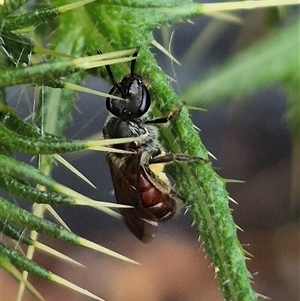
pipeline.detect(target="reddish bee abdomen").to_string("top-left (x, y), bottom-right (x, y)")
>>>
top-left (139, 167), bottom-right (176, 220)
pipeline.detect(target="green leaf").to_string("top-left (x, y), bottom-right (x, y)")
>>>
top-left (0, 0), bottom-right (27, 18)
top-left (182, 17), bottom-right (300, 108)
top-left (0, 195), bottom-right (138, 265)
top-left (2, 0), bottom-right (96, 31)
top-left (0, 254), bottom-right (45, 301)
top-left (0, 50), bottom-right (135, 87)
top-left (0, 217), bottom-right (83, 266)
top-left (0, 242), bottom-right (104, 300)
top-left (0, 31), bottom-right (33, 67)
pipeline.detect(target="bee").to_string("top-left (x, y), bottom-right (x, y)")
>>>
top-left (101, 48), bottom-right (203, 242)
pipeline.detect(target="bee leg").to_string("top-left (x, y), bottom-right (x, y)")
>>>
top-left (149, 153), bottom-right (208, 165)
top-left (150, 148), bottom-right (162, 158)
top-left (145, 104), bottom-right (184, 125)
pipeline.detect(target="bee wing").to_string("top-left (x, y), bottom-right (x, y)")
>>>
top-left (106, 152), bottom-right (158, 243)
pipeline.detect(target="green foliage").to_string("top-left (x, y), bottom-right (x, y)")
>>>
top-left (0, 0), bottom-right (298, 300)
top-left (182, 17), bottom-right (300, 108)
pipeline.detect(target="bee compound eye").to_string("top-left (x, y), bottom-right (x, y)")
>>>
top-left (129, 82), bottom-right (151, 118)
top-left (138, 84), bottom-right (151, 116)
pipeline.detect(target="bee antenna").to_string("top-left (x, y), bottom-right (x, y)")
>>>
top-left (97, 49), bottom-right (124, 97)
top-left (130, 46), bottom-right (140, 78)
